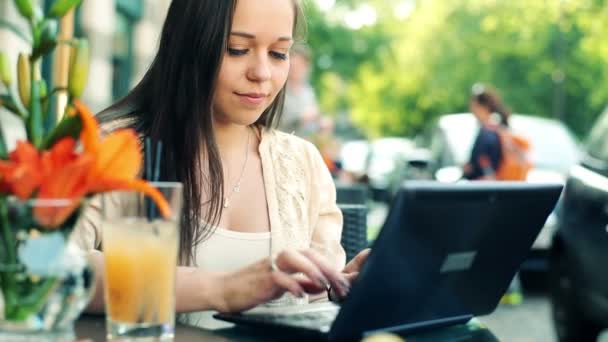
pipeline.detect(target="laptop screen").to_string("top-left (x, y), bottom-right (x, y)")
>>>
top-left (329, 181), bottom-right (562, 340)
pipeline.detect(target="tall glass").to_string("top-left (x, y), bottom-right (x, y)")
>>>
top-left (100, 182), bottom-right (182, 341)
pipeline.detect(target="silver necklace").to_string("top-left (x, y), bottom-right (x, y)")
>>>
top-left (223, 128), bottom-right (251, 208)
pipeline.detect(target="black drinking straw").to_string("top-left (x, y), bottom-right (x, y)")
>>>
top-left (151, 141), bottom-right (163, 218)
top-left (144, 138), bottom-right (163, 220)
top-left (153, 141), bottom-right (163, 183)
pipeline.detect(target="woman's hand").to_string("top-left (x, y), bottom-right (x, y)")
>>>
top-left (330, 248), bottom-right (371, 302)
top-left (215, 249), bottom-right (351, 313)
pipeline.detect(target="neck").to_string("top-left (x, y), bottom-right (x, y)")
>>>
top-left (213, 122), bottom-right (251, 157)
top-left (478, 112), bottom-right (492, 125)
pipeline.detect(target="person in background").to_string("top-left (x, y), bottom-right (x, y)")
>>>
top-left (310, 116), bottom-right (341, 177)
top-left (463, 83), bottom-right (509, 180)
top-left (280, 44), bottom-right (320, 136)
top-left (74, 0), bottom-right (370, 328)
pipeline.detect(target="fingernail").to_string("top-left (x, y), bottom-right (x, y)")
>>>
top-left (317, 275), bottom-right (330, 289)
top-left (340, 285), bottom-right (350, 298)
top-left (339, 282), bottom-right (351, 297)
top-left (333, 287), bottom-right (346, 300)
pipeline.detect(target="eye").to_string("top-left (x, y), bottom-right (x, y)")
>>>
top-left (227, 48), bottom-right (248, 56)
top-left (270, 51), bottom-right (288, 60)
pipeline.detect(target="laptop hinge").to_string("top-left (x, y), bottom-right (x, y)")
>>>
top-left (362, 314), bottom-right (474, 337)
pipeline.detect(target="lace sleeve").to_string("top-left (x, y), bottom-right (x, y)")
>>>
top-left (306, 142), bottom-right (346, 270)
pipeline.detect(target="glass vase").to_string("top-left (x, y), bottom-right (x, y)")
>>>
top-left (0, 197), bottom-right (95, 342)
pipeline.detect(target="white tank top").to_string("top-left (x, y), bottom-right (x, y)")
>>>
top-left (184, 227), bottom-right (271, 329)
top-left (194, 227), bottom-right (272, 272)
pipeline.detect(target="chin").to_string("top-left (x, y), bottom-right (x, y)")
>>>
top-left (231, 110), bottom-right (266, 126)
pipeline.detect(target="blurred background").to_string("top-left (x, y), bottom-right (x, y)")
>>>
top-left (2, 0), bottom-right (608, 341)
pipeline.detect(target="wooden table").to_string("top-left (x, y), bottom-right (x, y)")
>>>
top-left (76, 315), bottom-right (499, 341)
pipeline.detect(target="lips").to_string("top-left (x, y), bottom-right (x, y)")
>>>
top-left (235, 92), bottom-right (268, 105)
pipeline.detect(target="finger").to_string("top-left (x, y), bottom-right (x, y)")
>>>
top-left (328, 273), bottom-right (359, 302)
top-left (344, 248), bottom-right (371, 274)
top-left (275, 250), bottom-right (331, 289)
top-left (270, 271), bottom-right (306, 298)
top-left (344, 272), bottom-right (359, 283)
top-left (300, 249), bottom-right (350, 298)
top-left (297, 278), bottom-right (327, 294)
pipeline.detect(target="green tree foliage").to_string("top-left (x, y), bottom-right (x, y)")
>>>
top-left (305, 2), bottom-right (391, 117)
top-left (306, 0), bottom-right (608, 138)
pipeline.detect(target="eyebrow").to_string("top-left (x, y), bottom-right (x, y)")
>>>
top-left (231, 31), bottom-right (293, 42)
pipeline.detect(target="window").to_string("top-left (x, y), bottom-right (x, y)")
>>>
top-left (112, 0), bottom-right (142, 100)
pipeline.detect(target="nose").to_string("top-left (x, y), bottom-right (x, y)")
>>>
top-left (247, 52), bottom-right (272, 82)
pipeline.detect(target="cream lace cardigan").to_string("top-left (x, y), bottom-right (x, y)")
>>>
top-left (72, 127), bottom-right (347, 270)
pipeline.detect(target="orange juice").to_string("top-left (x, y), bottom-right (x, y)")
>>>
top-left (103, 219), bottom-right (178, 324)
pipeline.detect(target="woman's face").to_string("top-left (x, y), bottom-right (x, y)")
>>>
top-left (470, 98), bottom-right (488, 122)
top-left (213, 0), bottom-right (294, 126)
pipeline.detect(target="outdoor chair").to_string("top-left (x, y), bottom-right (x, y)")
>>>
top-left (336, 184), bottom-right (369, 262)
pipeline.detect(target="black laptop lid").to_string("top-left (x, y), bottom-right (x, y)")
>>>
top-left (329, 181), bottom-right (562, 341)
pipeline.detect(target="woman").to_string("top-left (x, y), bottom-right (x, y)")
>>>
top-left (75, 0), bottom-right (369, 320)
top-left (463, 84), bottom-right (510, 180)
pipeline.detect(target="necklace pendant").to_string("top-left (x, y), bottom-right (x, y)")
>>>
top-left (223, 198), bottom-right (229, 208)
top-left (234, 185), bottom-right (240, 193)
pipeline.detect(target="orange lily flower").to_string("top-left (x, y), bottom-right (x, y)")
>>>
top-left (73, 100), bottom-right (171, 218)
top-left (35, 153), bottom-right (93, 228)
top-left (0, 138), bottom-right (90, 228)
top-left (0, 101), bottom-right (171, 229)
top-left (34, 137), bottom-right (95, 227)
top-left (39, 137), bottom-right (80, 175)
top-left (0, 141), bottom-right (43, 200)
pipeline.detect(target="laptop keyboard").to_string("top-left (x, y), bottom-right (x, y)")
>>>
top-left (233, 303), bottom-right (340, 333)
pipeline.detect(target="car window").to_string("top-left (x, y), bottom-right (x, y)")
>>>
top-left (586, 108), bottom-right (608, 163)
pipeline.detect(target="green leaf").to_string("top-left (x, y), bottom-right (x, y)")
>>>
top-left (48, 0), bottom-right (82, 18)
top-left (0, 19), bottom-right (31, 44)
top-left (42, 90), bottom-right (57, 136)
top-left (42, 114), bottom-right (82, 149)
top-left (14, 0), bottom-right (34, 20)
top-left (0, 119), bottom-right (8, 159)
top-left (27, 80), bottom-right (43, 148)
top-left (32, 19), bottom-right (58, 60)
top-left (0, 94), bottom-right (20, 114)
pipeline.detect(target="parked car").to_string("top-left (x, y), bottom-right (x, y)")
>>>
top-left (422, 113), bottom-right (580, 270)
top-left (338, 139), bottom-right (371, 184)
top-left (550, 107), bottom-right (608, 342)
top-left (366, 137), bottom-right (431, 203)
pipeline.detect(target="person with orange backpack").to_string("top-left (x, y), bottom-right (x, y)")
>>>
top-left (463, 83), bottom-right (532, 181)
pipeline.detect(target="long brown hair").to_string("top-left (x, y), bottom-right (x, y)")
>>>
top-left (99, 0), bottom-right (305, 264)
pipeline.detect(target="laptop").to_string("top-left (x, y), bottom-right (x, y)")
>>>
top-left (215, 181), bottom-right (563, 341)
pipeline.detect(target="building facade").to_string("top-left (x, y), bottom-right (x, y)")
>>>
top-left (0, 0), bottom-right (170, 147)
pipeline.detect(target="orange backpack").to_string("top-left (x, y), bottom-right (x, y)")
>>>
top-left (493, 127), bottom-right (533, 181)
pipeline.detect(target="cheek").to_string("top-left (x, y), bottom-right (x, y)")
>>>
top-left (217, 58), bottom-right (241, 90)
top-left (273, 64), bottom-right (290, 91)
